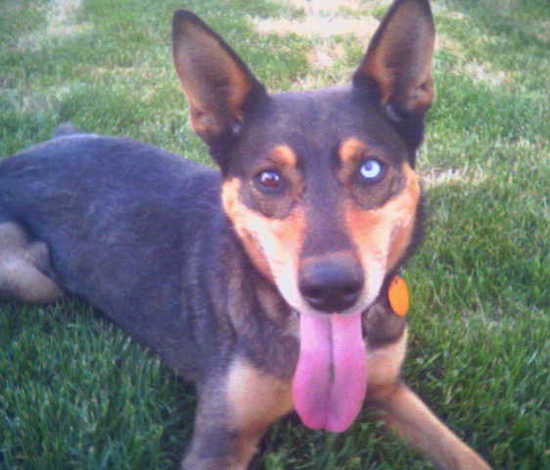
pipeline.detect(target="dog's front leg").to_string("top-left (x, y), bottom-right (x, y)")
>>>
top-left (365, 329), bottom-right (491, 470)
top-left (182, 358), bottom-right (293, 470)
top-left (369, 382), bottom-right (492, 470)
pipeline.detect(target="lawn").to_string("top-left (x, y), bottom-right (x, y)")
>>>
top-left (1, 0), bottom-right (549, 469)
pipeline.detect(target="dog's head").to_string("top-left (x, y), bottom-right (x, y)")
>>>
top-left (173, 0), bottom-right (434, 431)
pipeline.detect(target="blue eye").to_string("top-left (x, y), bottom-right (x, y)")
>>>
top-left (359, 159), bottom-right (384, 182)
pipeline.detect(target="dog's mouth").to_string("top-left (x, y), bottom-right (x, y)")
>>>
top-left (290, 274), bottom-right (409, 432)
top-left (269, 251), bottom-right (387, 432)
top-left (282, 268), bottom-right (377, 432)
top-left (292, 310), bottom-right (367, 433)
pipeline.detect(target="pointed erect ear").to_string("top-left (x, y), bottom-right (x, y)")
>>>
top-left (354, 0), bottom-right (435, 120)
top-left (172, 11), bottom-right (266, 145)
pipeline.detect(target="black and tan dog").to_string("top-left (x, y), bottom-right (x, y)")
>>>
top-left (0, 0), bottom-right (492, 468)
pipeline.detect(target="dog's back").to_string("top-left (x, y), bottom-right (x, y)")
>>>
top-left (0, 134), bottom-right (221, 377)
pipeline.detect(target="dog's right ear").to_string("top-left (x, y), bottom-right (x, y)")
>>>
top-left (172, 11), bottom-right (266, 154)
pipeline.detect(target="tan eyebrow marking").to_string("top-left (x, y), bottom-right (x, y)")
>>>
top-left (269, 145), bottom-right (297, 169)
top-left (338, 137), bottom-right (369, 183)
top-left (339, 137), bottom-right (367, 166)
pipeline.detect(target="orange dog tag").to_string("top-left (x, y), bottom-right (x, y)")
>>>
top-left (388, 275), bottom-right (409, 317)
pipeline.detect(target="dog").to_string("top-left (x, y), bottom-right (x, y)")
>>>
top-left (0, 0), bottom-right (492, 468)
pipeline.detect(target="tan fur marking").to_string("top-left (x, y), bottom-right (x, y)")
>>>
top-left (222, 178), bottom-right (307, 309)
top-left (366, 328), bottom-right (407, 389)
top-left (226, 358), bottom-right (292, 466)
top-left (0, 222), bottom-right (63, 303)
top-left (366, 329), bottom-right (492, 470)
top-left (270, 145), bottom-right (297, 169)
top-left (385, 164), bottom-right (421, 269)
top-left (345, 162), bottom-right (420, 277)
top-left (339, 137), bottom-right (367, 166)
top-left (222, 178), bottom-right (272, 280)
top-left (370, 382), bottom-right (492, 470)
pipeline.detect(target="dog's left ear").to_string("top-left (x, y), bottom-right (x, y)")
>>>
top-left (172, 11), bottom-right (266, 157)
top-left (354, 0), bottom-right (435, 152)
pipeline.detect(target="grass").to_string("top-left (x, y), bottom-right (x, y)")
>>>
top-left (1, 0), bottom-right (549, 469)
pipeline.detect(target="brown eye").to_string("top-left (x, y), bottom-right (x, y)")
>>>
top-left (255, 169), bottom-right (285, 193)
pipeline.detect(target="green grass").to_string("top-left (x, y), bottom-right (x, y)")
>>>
top-left (1, 0), bottom-right (549, 469)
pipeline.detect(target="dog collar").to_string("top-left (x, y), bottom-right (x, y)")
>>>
top-left (388, 275), bottom-right (409, 317)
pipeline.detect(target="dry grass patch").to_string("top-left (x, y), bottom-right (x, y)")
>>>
top-left (250, 0), bottom-right (387, 81)
top-left (17, 0), bottom-right (91, 51)
top-left (422, 167), bottom-right (488, 188)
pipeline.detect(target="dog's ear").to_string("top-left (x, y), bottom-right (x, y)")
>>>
top-left (353, 0), bottom-right (435, 152)
top-left (172, 11), bottom-right (266, 150)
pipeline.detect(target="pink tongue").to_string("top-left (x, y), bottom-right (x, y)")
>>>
top-left (292, 312), bottom-right (367, 432)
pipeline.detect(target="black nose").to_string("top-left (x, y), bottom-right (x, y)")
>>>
top-left (299, 255), bottom-right (363, 312)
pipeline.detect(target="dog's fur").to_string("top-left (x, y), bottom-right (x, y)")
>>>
top-left (0, 1), bottom-right (492, 468)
